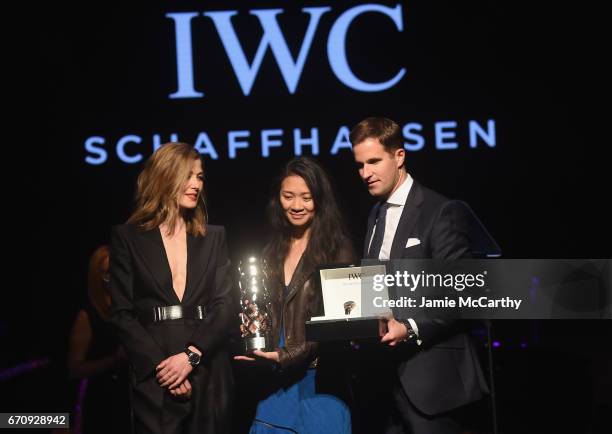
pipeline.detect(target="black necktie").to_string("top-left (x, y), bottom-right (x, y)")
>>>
top-left (368, 202), bottom-right (390, 259)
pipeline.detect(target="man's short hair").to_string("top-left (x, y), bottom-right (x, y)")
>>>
top-left (349, 117), bottom-right (403, 153)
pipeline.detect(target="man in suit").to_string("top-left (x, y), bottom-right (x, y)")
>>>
top-left (350, 117), bottom-right (488, 434)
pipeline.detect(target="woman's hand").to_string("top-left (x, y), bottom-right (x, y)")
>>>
top-left (169, 378), bottom-right (192, 399)
top-left (233, 350), bottom-right (280, 363)
top-left (156, 353), bottom-right (193, 389)
top-left (233, 355), bottom-right (256, 361)
top-left (253, 350), bottom-right (280, 363)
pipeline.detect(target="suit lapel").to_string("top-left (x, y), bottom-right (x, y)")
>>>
top-left (363, 202), bottom-right (381, 257)
top-left (182, 232), bottom-right (213, 305)
top-left (132, 227), bottom-right (176, 302)
top-left (389, 182), bottom-right (424, 259)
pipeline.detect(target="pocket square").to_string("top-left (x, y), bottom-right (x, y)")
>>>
top-left (405, 238), bottom-right (421, 248)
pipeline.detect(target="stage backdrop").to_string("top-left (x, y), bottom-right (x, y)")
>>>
top-left (32, 0), bottom-right (603, 363)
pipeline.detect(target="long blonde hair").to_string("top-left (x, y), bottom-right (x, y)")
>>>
top-left (127, 142), bottom-right (207, 236)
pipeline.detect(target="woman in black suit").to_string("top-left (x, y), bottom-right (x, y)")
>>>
top-left (109, 142), bottom-right (234, 434)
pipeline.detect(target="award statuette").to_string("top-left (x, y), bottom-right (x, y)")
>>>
top-left (238, 256), bottom-right (272, 353)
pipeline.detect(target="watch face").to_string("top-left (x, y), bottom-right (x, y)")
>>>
top-left (189, 352), bottom-right (200, 365)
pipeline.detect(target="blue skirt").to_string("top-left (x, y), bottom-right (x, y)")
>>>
top-left (249, 368), bottom-right (351, 434)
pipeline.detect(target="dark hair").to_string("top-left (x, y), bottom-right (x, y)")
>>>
top-left (264, 157), bottom-right (348, 276)
top-left (349, 116), bottom-right (403, 154)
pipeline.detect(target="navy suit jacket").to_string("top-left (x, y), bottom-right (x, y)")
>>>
top-left (364, 181), bottom-right (488, 415)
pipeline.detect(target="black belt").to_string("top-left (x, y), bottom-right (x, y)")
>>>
top-left (140, 305), bottom-right (207, 324)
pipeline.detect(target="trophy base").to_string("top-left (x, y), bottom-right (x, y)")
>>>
top-left (244, 336), bottom-right (268, 353)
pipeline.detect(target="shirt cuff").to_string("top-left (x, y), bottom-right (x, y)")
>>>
top-left (407, 318), bottom-right (423, 346)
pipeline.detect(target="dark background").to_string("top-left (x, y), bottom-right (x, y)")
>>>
top-left (4, 1), bottom-right (609, 433)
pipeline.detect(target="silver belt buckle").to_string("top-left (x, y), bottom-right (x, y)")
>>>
top-left (153, 305), bottom-right (183, 322)
top-left (153, 305), bottom-right (204, 322)
top-left (166, 305), bottom-right (183, 320)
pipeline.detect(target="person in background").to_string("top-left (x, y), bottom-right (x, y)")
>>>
top-left (67, 244), bottom-right (129, 434)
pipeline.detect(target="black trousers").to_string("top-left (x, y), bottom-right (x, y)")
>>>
top-left (385, 380), bottom-right (461, 434)
top-left (130, 366), bottom-right (232, 434)
top-left (350, 345), bottom-right (465, 434)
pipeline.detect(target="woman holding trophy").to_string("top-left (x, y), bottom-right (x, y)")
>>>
top-left (235, 157), bottom-right (355, 433)
top-left (109, 143), bottom-right (234, 434)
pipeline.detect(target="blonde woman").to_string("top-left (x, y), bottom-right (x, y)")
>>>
top-left (110, 143), bottom-right (234, 434)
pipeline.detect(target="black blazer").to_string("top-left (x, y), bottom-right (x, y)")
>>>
top-left (364, 181), bottom-right (488, 415)
top-left (109, 223), bottom-right (234, 433)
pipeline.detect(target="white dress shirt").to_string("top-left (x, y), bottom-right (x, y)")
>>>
top-left (368, 173), bottom-right (414, 260)
top-left (368, 173), bottom-right (421, 341)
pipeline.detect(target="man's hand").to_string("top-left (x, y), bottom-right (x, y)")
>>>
top-left (380, 318), bottom-right (408, 346)
top-left (169, 378), bottom-right (192, 399)
top-left (156, 353), bottom-right (193, 389)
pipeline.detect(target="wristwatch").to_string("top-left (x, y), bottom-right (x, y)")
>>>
top-left (184, 347), bottom-right (201, 367)
top-left (396, 319), bottom-right (418, 342)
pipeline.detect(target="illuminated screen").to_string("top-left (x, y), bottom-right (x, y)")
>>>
top-left (37, 0), bottom-right (598, 303)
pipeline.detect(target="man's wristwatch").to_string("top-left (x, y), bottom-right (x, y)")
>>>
top-left (184, 347), bottom-right (201, 367)
top-left (397, 319), bottom-right (418, 342)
